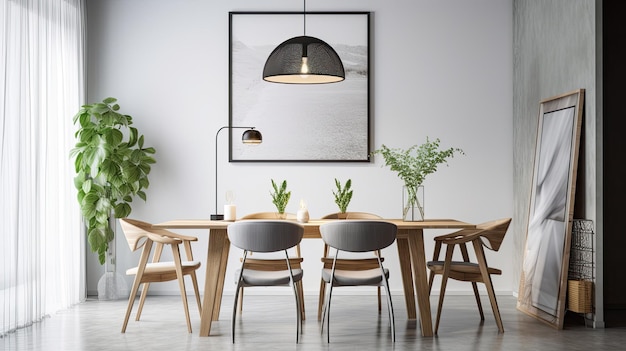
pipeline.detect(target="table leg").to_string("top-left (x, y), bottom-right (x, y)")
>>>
top-left (396, 235), bottom-right (417, 320)
top-left (407, 228), bottom-right (434, 337)
top-left (199, 229), bottom-right (229, 337)
top-left (212, 236), bottom-right (230, 321)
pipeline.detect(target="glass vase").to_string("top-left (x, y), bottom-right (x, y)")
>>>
top-left (402, 185), bottom-right (424, 221)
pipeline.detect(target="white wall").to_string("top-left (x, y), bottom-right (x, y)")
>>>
top-left (85, 0), bottom-right (514, 297)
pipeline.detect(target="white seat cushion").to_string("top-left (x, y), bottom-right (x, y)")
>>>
top-left (126, 261), bottom-right (201, 275)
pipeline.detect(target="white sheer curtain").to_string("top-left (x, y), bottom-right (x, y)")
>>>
top-left (1, 0), bottom-right (86, 336)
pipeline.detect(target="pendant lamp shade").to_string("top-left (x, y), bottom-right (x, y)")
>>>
top-left (263, 35), bottom-right (345, 84)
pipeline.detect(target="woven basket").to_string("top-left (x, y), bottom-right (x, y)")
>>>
top-left (568, 279), bottom-right (593, 313)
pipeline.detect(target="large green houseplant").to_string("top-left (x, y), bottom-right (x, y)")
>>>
top-left (70, 97), bottom-right (156, 264)
top-left (371, 137), bottom-right (463, 221)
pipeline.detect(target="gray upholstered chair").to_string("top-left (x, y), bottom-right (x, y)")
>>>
top-left (227, 220), bottom-right (304, 343)
top-left (237, 212), bottom-right (305, 320)
top-left (427, 218), bottom-right (512, 334)
top-left (319, 220), bottom-right (397, 342)
top-left (119, 218), bottom-right (202, 333)
top-left (318, 212), bottom-right (385, 320)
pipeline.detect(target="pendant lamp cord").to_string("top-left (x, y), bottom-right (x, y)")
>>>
top-left (303, 0), bottom-right (306, 36)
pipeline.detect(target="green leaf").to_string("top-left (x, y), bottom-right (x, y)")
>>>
top-left (103, 97), bottom-right (117, 104)
top-left (114, 202), bottom-right (132, 218)
top-left (128, 127), bottom-right (138, 147)
top-left (137, 190), bottom-right (146, 201)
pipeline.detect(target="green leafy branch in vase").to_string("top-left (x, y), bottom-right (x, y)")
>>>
top-left (270, 179), bottom-right (291, 215)
top-left (371, 137), bottom-right (464, 219)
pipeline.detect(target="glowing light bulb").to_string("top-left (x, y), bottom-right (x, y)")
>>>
top-left (299, 57), bottom-right (309, 78)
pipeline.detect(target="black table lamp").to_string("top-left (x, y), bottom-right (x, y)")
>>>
top-left (211, 126), bottom-right (262, 220)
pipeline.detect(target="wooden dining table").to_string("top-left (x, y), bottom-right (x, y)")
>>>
top-left (153, 218), bottom-right (475, 337)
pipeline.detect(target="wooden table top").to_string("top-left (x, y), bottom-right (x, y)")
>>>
top-left (153, 218), bottom-right (474, 238)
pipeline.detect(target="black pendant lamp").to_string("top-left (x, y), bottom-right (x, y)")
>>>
top-left (263, 0), bottom-right (345, 84)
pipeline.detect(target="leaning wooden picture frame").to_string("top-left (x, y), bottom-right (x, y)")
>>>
top-left (228, 11), bottom-right (370, 162)
top-left (517, 89), bottom-right (585, 329)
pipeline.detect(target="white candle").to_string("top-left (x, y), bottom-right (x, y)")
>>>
top-left (297, 208), bottom-right (309, 223)
top-left (297, 199), bottom-right (309, 223)
top-left (224, 204), bottom-right (236, 221)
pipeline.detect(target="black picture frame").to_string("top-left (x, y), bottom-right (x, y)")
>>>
top-left (229, 11), bottom-right (371, 162)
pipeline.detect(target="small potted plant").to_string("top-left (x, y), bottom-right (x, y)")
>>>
top-left (371, 137), bottom-right (463, 221)
top-left (333, 178), bottom-right (353, 215)
top-left (270, 179), bottom-right (291, 218)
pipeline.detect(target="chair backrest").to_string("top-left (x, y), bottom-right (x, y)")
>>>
top-left (320, 220), bottom-right (397, 253)
top-left (241, 212), bottom-right (297, 220)
top-left (476, 218), bottom-right (512, 251)
top-left (228, 220), bottom-right (304, 253)
top-left (119, 218), bottom-right (153, 252)
top-left (119, 218), bottom-right (183, 252)
top-left (321, 212), bottom-right (382, 220)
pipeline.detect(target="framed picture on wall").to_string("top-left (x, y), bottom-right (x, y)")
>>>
top-left (228, 11), bottom-right (371, 162)
top-left (517, 89), bottom-right (585, 329)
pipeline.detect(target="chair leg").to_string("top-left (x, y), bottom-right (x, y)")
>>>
top-left (237, 287), bottom-right (244, 314)
top-left (485, 281), bottom-right (504, 333)
top-left (435, 244), bottom-right (455, 335)
top-left (318, 279), bottom-right (326, 321)
top-left (324, 284), bottom-right (334, 343)
top-left (471, 281), bottom-right (485, 320)
top-left (231, 282), bottom-right (243, 343)
top-left (319, 244), bottom-right (330, 321)
top-left (172, 244), bottom-right (192, 333)
top-left (291, 279), bottom-right (302, 343)
top-left (122, 241), bottom-right (152, 333)
top-left (473, 240), bottom-right (504, 332)
top-left (297, 281), bottom-right (306, 321)
top-left (190, 271), bottom-right (202, 315)
top-left (122, 278), bottom-right (142, 333)
top-left (428, 270), bottom-right (436, 294)
top-left (135, 282), bottom-right (150, 321)
top-left (377, 286), bottom-right (382, 313)
top-left (382, 279), bottom-right (395, 342)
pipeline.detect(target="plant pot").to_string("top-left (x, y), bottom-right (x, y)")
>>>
top-left (97, 217), bottom-right (128, 300)
top-left (402, 185), bottom-right (424, 221)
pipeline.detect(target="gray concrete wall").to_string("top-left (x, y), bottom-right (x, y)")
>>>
top-left (512, 0), bottom-right (598, 323)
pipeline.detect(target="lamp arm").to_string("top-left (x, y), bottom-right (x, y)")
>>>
top-left (214, 126), bottom-right (256, 217)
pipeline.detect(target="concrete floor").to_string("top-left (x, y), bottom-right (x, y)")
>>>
top-left (2, 294), bottom-right (624, 351)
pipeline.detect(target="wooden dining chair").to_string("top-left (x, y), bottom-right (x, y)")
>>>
top-left (318, 212), bottom-right (384, 321)
top-left (119, 218), bottom-right (202, 333)
top-left (238, 212), bottom-right (305, 320)
top-left (427, 218), bottom-right (512, 334)
top-left (319, 220), bottom-right (398, 342)
top-left (228, 220), bottom-right (305, 343)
